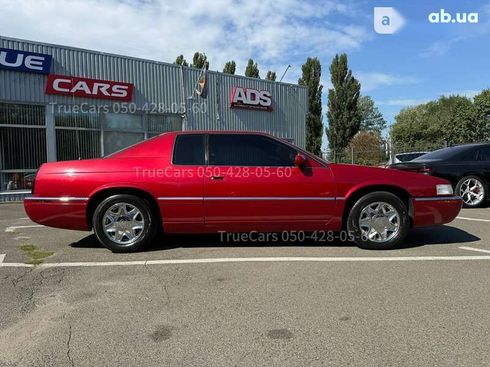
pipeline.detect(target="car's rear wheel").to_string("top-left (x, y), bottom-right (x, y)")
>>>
top-left (93, 194), bottom-right (156, 252)
top-left (456, 176), bottom-right (486, 208)
top-left (347, 191), bottom-right (410, 250)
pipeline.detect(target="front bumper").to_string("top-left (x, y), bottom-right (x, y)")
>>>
top-left (24, 197), bottom-right (90, 231)
top-left (412, 196), bottom-right (463, 227)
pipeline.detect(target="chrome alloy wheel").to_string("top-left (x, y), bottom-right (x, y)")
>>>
top-left (359, 202), bottom-right (401, 243)
top-left (102, 202), bottom-right (145, 245)
top-left (459, 178), bottom-right (485, 206)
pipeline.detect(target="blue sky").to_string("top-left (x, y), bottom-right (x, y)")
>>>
top-left (0, 0), bottom-right (489, 148)
top-left (351, 0), bottom-right (490, 125)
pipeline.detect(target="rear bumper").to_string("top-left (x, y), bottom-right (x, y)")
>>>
top-left (412, 196), bottom-right (463, 227)
top-left (24, 197), bottom-right (90, 231)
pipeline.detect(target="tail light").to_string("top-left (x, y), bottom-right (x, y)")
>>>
top-left (31, 173), bottom-right (37, 194)
top-left (31, 177), bottom-right (35, 194)
top-left (416, 166), bottom-right (431, 175)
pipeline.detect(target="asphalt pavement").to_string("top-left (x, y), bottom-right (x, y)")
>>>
top-left (1, 203), bottom-right (489, 366)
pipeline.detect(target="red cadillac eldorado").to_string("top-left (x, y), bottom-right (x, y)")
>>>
top-left (24, 131), bottom-right (462, 252)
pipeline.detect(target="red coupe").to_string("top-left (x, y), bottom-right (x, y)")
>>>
top-left (24, 131), bottom-right (462, 252)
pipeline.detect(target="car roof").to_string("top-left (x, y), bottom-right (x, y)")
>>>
top-left (167, 130), bottom-right (274, 137)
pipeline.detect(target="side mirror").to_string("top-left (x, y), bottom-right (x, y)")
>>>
top-left (294, 153), bottom-right (307, 168)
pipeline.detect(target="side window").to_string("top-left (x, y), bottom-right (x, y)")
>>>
top-left (172, 134), bottom-right (204, 165)
top-left (477, 147), bottom-right (490, 162)
top-left (209, 134), bottom-right (297, 166)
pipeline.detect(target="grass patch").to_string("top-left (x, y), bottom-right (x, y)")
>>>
top-left (19, 244), bottom-right (54, 265)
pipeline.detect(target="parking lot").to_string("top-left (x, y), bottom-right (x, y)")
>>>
top-left (1, 203), bottom-right (490, 366)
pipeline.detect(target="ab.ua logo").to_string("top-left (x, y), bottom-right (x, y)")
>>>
top-left (374, 7), bottom-right (406, 34)
top-left (428, 9), bottom-right (478, 24)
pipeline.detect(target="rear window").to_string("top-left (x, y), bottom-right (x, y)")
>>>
top-left (396, 153), bottom-right (427, 162)
top-left (173, 134), bottom-right (204, 165)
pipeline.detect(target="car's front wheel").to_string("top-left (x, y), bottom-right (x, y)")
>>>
top-left (347, 191), bottom-right (410, 250)
top-left (456, 176), bottom-right (486, 208)
top-left (92, 194), bottom-right (157, 252)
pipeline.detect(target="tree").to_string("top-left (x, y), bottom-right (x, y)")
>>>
top-left (223, 60), bottom-right (236, 74)
top-left (390, 94), bottom-right (483, 152)
top-left (474, 89), bottom-right (490, 141)
top-left (298, 57), bottom-right (323, 155)
top-left (175, 55), bottom-right (188, 66)
top-left (245, 59), bottom-right (260, 78)
top-left (390, 104), bottom-right (438, 152)
top-left (358, 95), bottom-right (386, 133)
top-left (266, 70), bottom-right (276, 81)
top-left (346, 131), bottom-right (386, 166)
top-left (191, 52), bottom-right (208, 69)
top-left (326, 54), bottom-right (361, 159)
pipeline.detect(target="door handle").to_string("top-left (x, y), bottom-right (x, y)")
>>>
top-left (211, 176), bottom-right (224, 180)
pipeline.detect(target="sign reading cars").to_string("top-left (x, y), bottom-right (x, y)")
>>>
top-left (46, 74), bottom-right (134, 101)
top-left (0, 48), bottom-right (52, 74)
top-left (230, 86), bottom-right (272, 111)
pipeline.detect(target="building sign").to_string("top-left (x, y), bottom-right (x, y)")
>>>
top-left (230, 86), bottom-right (272, 111)
top-left (0, 48), bottom-right (52, 74)
top-left (45, 74), bottom-right (134, 101)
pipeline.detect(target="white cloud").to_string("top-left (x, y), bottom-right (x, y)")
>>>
top-left (377, 98), bottom-right (430, 107)
top-left (356, 72), bottom-right (420, 93)
top-left (378, 89), bottom-right (481, 107)
top-left (420, 37), bottom-right (464, 57)
top-left (0, 0), bottom-right (370, 83)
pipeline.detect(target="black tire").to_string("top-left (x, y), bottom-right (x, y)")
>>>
top-left (347, 191), bottom-right (410, 250)
top-left (455, 176), bottom-right (486, 208)
top-left (92, 194), bottom-right (157, 253)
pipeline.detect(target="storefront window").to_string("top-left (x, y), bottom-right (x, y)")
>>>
top-left (0, 102), bottom-right (183, 192)
top-left (55, 108), bottom-right (183, 158)
top-left (0, 103), bottom-right (46, 191)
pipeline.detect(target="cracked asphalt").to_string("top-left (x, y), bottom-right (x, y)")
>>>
top-left (1, 203), bottom-right (490, 366)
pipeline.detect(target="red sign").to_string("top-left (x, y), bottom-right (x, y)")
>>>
top-left (45, 74), bottom-right (133, 101)
top-left (230, 86), bottom-right (272, 111)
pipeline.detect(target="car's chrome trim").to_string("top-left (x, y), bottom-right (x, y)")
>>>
top-left (157, 196), bottom-right (340, 201)
top-left (157, 197), bottom-right (204, 201)
top-left (24, 196), bottom-right (89, 202)
top-left (205, 197), bottom-right (337, 201)
top-left (414, 196), bottom-right (463, 202)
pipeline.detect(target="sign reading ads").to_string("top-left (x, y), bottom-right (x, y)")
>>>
top-left (230, 86), bottom-right (272, 111)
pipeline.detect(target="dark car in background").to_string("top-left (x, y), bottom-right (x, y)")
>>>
top-left (390, 143), bottom-right (490, 208)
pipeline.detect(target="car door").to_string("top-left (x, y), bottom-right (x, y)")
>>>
top-left (157, 134), bottom-right (205, 233)
top-left (203, 133), bottom-right (337, 232)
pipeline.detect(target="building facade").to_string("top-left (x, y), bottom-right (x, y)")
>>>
top-left (0, 37), bottom-right (307, 194)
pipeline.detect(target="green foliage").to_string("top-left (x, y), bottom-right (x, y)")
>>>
top-left (265, 70), bottom-right (277, 81)
top-left (390, 93), bottom-right (488, 152)
top-left (175, 55), bottom-right (188, 66)
top-left (191, 52), bottom-right (208, 69)
top-left (298, 57), bottom-right (323, 156)
top-left (474, 89), bottom-right (490, 140)
top-left (346, 131), bottom-right (386, 166)
top-left (223, 60), bottom-right (236, 74)
top-left (358, 95), bottom-right (386, 133)
top-left (326, 54), bottom-right (361, 158)
top-left (245, 59), bottom-right (260, 78)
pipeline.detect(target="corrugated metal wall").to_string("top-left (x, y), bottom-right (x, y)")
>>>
top-left (0, 36), bottom-right (307, 147)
